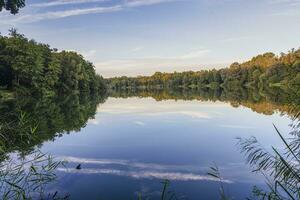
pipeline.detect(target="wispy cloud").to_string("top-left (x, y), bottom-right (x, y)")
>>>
top-left (81, 49), bottom-right (97, 59)
top-left (268, 0), bottom-right (300, 16)
top-left (1, 0), bottom-right (179, 24)
top-left (1, 5), bottom-right (122, 24)
top-left (58, 167), bottom-right (233, 182)
top-left (99, 102), bottom-right (214, 119)
top-left (31, 0), bottom-right (108, 7)
top-left (60, 156), bottom-right (174, 170)
top-left (88, 118), bottom-right (100, 125)
top-left (125, 0), bottom-right (178, 7)
top-left (134, 121), bottom-right (146, 126)
top-left (144, 111), bottom-right (212, 119)
top-left (57, 156), bottom-right (232, 182)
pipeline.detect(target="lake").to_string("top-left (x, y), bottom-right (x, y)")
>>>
top-left (0, 89), bottom-right (298, 199)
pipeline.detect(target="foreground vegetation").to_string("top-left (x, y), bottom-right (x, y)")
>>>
top-left (0, 108), bottom-right (69, 199)
top-left (0, 29), bottom-right (106, 97)
top-left (237, 118), bottom-right (300, 199)
top-left (107, 49), bottom-right (300, 97)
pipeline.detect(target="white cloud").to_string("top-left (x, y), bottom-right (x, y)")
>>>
top-left (125, 0), bottom-right (178, 7)
top-left (134, 121), bottom-right (146, 126)
top-left (97, 98), bottom-right (227, 120)
top-left (0, 0), bottom-right (179, 24)
top-left (88, 118), bottom-right (100, 125)
top-left (5, 5), bottom-right (123, 24)
top-left (58, 167), bottom-right (233, 182)
top-left (268, 0), bottom-right (300, 16)
top-left (60, 156), bottom-right (174, 170)
top-left (171, 111), bottom-right (212, 119)
top-left (31, 0), bottom-right (108, 7)
top-left (57, 155), bottom-right (233, 183)
top-left (81, 49), bottom-right (97, 60)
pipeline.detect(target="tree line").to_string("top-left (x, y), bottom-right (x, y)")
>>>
top-left (107, 49), bottom-right (300, 96)
top-left (0, 29), bottom-right (106, 97)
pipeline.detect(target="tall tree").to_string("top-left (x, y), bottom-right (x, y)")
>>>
top-left (0, 0), bottom-right (25, 14)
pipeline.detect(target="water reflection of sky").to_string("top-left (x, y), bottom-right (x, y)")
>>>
top-left (41, 97), bottom-right (293, 199)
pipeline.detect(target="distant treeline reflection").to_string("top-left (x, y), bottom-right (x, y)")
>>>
top-left (109, 87), bottom-right (300, 117)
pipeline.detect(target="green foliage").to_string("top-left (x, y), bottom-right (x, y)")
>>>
top-left (237, 120), bottom-right (300, 200)
top-left (0, 29), bottom-right (106, 97)
top-left (0, 110), bottom-right (69, 199)
top-left (208, 165), bottom-right (231, 200)
top-left (0, 151), bottom-right (68, 200)
top-left (0, 0), bottom-right (25, 14)
top-left (107, 48), bottom-right (300, 95)
top-left (0, 93), bottom-right (107, 155)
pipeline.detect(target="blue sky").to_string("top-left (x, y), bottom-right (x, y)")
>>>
top-left (0, 0), bottom-right (299, 77)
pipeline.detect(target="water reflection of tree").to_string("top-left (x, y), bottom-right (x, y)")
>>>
top-left (109, 87), bottom-right (300, 117)
top-left (0, 93), bottom-right (107, 156)
top-left (0, 93), bottom-right (107, 199)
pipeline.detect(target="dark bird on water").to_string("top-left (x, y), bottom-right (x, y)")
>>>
top-left (76, 164), bottom-right (81, 170)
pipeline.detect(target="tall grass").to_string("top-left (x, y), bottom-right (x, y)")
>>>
top-left (0, 112), bottom-right (68, 199)
top-left (138, 180), bottom-right (184, 200)
top-left (0, 151), bottom-right (67, 200)
top-left (237, 124), bottom-right (300, 200)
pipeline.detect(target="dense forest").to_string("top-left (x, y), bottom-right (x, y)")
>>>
top-left (0, 29), bottom-right (106, 97)
top-left (107, 49), bottom-right (300, 97)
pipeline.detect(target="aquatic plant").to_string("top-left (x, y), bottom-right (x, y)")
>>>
top-left (0, 112), bottom-right (68, 199)
top-left (237, 124), bottom-right (300, 200)
top-left (0, 151), bottom-right (68, 200)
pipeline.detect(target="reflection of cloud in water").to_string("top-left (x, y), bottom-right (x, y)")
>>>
top-left (60, 156), bottom-right (181, 170)
top-left (96, 98), bottom-right (228, 119)
top-left (58, 156), bottom-right (233, 183)
top-left (134, 121), bottom-right (145, 126)
top-left (57, 168), bottom-right (232, 183)
top-left (144, 111), bottom-right (211, 119)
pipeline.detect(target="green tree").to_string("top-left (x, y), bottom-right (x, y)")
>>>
top-left (0, 0), bottom-right (25, 14)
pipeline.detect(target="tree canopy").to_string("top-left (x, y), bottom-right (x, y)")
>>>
top-left (0, 0), bottom-right (25, 14)
top-left (0, 29), bottom-right (106, 97)
top-left (107, 49), bottom-right (300, 97)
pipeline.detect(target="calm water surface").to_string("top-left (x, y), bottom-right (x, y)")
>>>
top-left (39, 97), bottom-right (293, 199)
